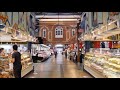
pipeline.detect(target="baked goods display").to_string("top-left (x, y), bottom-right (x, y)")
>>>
top-left (0, 57), bottom-right (14, 78)
top-left (0, 52), bottom-right (33, 78)
top-left (0, 44), bottom-right (33, 78)
top-left (21, 54), bottom-right (29, 60)
top-left (21, 52), bottom-right (32, 71)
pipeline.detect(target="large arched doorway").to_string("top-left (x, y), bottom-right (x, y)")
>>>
top-left (54, 44), bottom-right (64, 54)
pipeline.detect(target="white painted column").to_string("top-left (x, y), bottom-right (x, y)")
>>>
top-left (7, 12), bottom-right (12, 26)
top-left (88, 12), bottom-right (92, 28)
top-left (13, 12), bottom-right (18, 25)
top-left (97, 12), bottom-right (103, 26)
top-left (23, 12), bottom-right (27, 30)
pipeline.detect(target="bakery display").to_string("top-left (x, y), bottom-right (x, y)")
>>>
top-left (0, 51), bottom-right (33, 78)
top-left (0, 57), bottom-right (13, 78)
top-left (20, 52), bottom-right (33, 72)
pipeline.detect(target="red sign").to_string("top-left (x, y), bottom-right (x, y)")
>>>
top-left (93, 41), bottom-right (100, 48)
top-left (79, 42), bottom-right (83, 48)
top-left (78, 29), bottom-right (83, 32)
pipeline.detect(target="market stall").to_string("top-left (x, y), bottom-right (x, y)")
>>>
top-left (82, 18), bottom-right (120, 78)
top-left (84, 48), bottom-right (120, 78)
top-left (0, 42), bottom-right (33, 78)
top-left (31, 44), bottom-right (51, 62)
top-left (0, 26), bottom-right (35, 78)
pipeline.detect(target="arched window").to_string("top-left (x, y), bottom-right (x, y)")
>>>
top-left (42, 28), bottom-right (46, 38)
top-left (55, 26), bottom-right (63, 38)
top-left (72, 29), bottom-right (75, 36)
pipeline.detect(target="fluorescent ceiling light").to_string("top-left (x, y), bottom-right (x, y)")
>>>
top-left (39, 19), bottom-right (78, 21)
top-left (36, 15), bottom-right (81, 19)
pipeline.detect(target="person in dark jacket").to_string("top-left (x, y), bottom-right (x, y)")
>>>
top-left (80, 51), bottom-right (84, 70)
top-left (65, 49), bottom-right (67, 58)
top-left (54, 49), bottom-right (57, 58)
top-left (101, 42), bottom-right (105, 48)
top-left (73, 51), bottom-right (77, 63)
top-left (11, 45), bottom-right (22, 78)
top-left (80, 53), bottom-right (84, 63)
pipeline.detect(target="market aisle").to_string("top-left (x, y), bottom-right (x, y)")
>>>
top-left (25, 53), bottom-right (92, 78)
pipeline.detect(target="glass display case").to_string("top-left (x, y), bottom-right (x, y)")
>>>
top-left (0, 43), bottom-right (33, 78)
top-left (84, 48), bottom-right (120, 78)
top-left (0, 55), bottom-right (13, 78)
top-left (103, 55), bottom-right (120, 78)
top-left (31, 44), bottom-right (51, 62)
top-left (21, 52), bottom-right (33, 77)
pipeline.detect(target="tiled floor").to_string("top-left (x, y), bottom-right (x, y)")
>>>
top-left (25, 53), bottom-right (92, 78)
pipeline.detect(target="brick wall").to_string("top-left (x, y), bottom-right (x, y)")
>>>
top-left (39, 21), bottom-right (77, 46)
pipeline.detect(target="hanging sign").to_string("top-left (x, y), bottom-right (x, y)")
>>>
top-left (0, 13), bottom-right (8, 23)
top-left (78, 29), bottom-right (83, 32)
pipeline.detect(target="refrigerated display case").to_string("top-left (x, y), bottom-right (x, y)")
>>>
top-left (84, 52), bottom-right (106, 78)
top-left (84, 48), bottom-right (120, 78)
top-left (31, 44), bottom-right (51, 62)
top-left (103, 56), bottom-right (120, 78)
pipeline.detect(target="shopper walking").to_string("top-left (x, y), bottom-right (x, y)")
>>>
top-left (11, 45), bottom-right (22, 78)
top-left (80, 50), bottom-right (84, 70)
top-left (67, 48), bottom-right (70, 60)
top-left (74, 51), bottom-right (77, 63)
top-left (54, 49), bottom-right (57, 58)
top-left (65, 49), bottom-right (67, 58)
